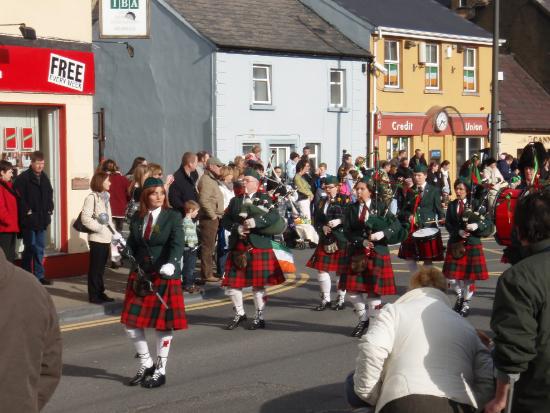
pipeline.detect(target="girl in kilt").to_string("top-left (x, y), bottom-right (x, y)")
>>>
top-left (340, 179), bottom-right (406, 337)
top-left (306, 176), bottom-right (350, 311)
top-left (221, 168), bottom-right (286, 330)
top-left (443, 179), bottom-right (492, 317)
top-left (120, 177), bottom-right (186, 388)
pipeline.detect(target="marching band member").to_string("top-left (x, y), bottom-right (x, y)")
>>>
top-left (120, 177), bottom-right (186, 389)
top-left (443, 179), bottom-right (493, 317)
top-left (339, 178), bottom-right (406, 338)
top-left (306, 176), bottom-right (350, 311)
top-left (221, 168), bottom-right (286, 330)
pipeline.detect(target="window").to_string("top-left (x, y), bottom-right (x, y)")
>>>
top-left (456, 137), bottom-right (484, 176)
top-left (242, 143), bottom-right (261, 156)
top-left (386, 137), bottom-right (410, 160)
top-left (384, 40), bottom-right (400, 88)
top-left (463, 48), bottom-right (476, 92)
top-left (425, 44), bottom-right (439, 90)
top-left (252, 65), bottom-right (271, 104)
top-left (458, 0), bottom-right (467, 7)
top-left (305, 143), bottom-right (320, 169)
top-left (329, 69), bottom-right (345, 107)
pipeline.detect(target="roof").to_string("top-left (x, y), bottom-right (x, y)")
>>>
top-left (332, 0), bottom-right (492, 41)
top-left (500, 54), bottom-right (550, 132)
top-left (163, 0), bottom-right (370, 58)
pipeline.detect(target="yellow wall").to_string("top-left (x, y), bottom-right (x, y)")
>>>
top-left (500, 132), bottom-right (550, 158)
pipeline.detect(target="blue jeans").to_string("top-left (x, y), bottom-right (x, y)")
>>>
top-left (181, 247), bottom-right (198, 287)
top-left (346, 372), bottom-right (372, 409)
top-left (22, 229), bottom-right (46, 280)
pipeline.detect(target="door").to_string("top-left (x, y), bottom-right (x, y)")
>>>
top-left (268, 145), bottom-right (292, 172)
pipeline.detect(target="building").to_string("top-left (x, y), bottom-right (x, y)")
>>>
top-left (0, 1), bottom-right (95, 277)
top-left (92, 0), bottom-right (370, 175)
top-left (303, 0), bottom-right (494, 181)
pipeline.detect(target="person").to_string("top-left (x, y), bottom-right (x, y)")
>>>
top-left (147, 163), bottom-right (175, 197)
top-left (313, 162), bottom-right (329, 207)
top-left (266, 166), bottom-right (285, 195)
top-left (481, 157), bottom-right (507, 214)
top-left (377, 161), bottom-right (394, 208)
top-left (221, 168), bottom-right (287, 330)
top-left (0, 160), bottom-right (19, 262)
top-left (13, 151), bottom-right (54, 285)
top-left (0, 248), bottom-right (62, 412)
top-left (347, 267), bottom-right (494, 413)
top-left (128, 164), bottom-right (149, 210)
top-left (195, 150), bottom-right (210, 179)
top-left (181, 200), bottom-right (200, 293)
top-left (409, 149), bottom-right (427, 170)
top-left (390, 149), bottom-right (407, 165)
top-left (395, 157), bottom-right (413, 181)
top-left (339, 179), bottom-right (406, 338)
top-left (440, 160), bottom-right (452, 208)
top-left (497, 154), bottom-right (513, 182)
top-left (80, 172), bottom-right (119, 303)
top-left (246, 145), bottom-right (262, 165)
top-left (197, 156), bottom-right (225, 282)
top-left (387, 161), bottom-right (398, 184)
top-left (485, 190), bottom-right (550, 413)
top-left (101, 159), bottom-right (129, 233)
top-left (120, 177), bottom-right (187, 389)
top-left (302, 145), bottom-right (316, 171)
top-left (168, 152), bottom-right (199, 216)
top-left (340, 152), bottom-right (353, 171)
top-left (426, 160), bottom-right (443, 191)
top-left (216, 166), bottom-right (235, 278)
top-left (294, 159), bottom-right (314, 220)
top-left (306, 176), bottom-right (350, 311)
top-left (285, 152), bottom-right (300, 183)
top-left (125, 156), bottom-right (147, 178)
top-left (442, 179), bottom-right (492, 317)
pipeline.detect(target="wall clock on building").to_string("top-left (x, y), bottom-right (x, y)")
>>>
top-left (434, 111), bottom-right (449, 132)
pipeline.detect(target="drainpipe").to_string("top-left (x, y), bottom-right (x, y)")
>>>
top-left (369, 28), bottom-right (382, 167)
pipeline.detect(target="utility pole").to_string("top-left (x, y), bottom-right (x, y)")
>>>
top-left (490, 0), bottom-right (500, 158)
top-left (97, 107), bottom-right (105, 163)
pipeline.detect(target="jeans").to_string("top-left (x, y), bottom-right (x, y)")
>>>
top-left (181, 247), bottom-right (198, 287)
top-left (22, 229), bottom-right (46, 280)
top-left (346, 372), bottom-right (372, 409)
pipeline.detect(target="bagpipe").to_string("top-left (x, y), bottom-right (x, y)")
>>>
top-left (238, 194), bottom-right (287, 236)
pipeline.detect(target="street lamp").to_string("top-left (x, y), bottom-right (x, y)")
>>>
top-left (0, 23), bottom-right (37, 40)
top-left (93, 40), bottom-right (135, 58)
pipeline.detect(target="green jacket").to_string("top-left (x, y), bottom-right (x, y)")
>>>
top-left (221, 193), bottom-right (279, 249)
top-left (126, 208), bottom-right (184, 279)
top-left (445, 199), bottom-right (493, 245)
top-left (491, 238), bottom-right (550, 413)
top-left (314, 194), bottom-right (350, 249)
top-left (399, 184), bottom-right (444, 228)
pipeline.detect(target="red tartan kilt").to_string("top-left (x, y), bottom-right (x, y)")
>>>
top-left (338, 250), bottom-right (396, 295)
top-left (222, 241), bottom-right (286, 289)
top-left (120, 272), bottom-right (188, 331)
top-left (306, 244), bottom-right (347, 273)
top-left (442, 243), bottom-right (489, 281)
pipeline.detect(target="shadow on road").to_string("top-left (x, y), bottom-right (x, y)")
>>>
top-left (62, 364), bottom-right (128, 384)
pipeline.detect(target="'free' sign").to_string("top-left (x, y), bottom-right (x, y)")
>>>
top-left (48, 53), bottom-right (86, 92)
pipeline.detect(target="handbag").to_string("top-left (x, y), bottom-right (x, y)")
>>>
top-left (125, 187), bottom-right (139, 223)
top-left (73, 195), bottom-right (96, 234)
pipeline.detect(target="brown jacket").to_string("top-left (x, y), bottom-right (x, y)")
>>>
top-left (197, 170), bottom-right (224, 220)
top-left (0, 249), bottom-right (62, 412)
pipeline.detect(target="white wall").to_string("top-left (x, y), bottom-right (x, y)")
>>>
top-left (215, 52), bottom-right (368, 175)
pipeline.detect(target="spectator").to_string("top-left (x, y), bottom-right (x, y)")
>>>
top-left (388, 161), bottom-right (398, 184)
top-left (485, 191), bottom-right (550, 413)
top-left (197, 156), bottom-right (225, 283)
top-left (303, 145), bottom-right (316, 171)
top-left (217, 166), bottom-right (235, 278)
top-left (0, 160), bottom-right (19, 262)
top-left (354, 156), bottom-right (369, 178)
top-left (497, 154), bottom-right (514, 182)
top-left (266, 166), bottom-right (285, 195)
top-left (147, 162), bottom-right (174, 197)
top-left (0, 248), bottom-right (62, 412)
top-left (427, 161), bottom-right (443, 190)
top-left (294, 159), bottom-right (314, 219)
top-left (391, 149), bottom-right (408, 165)
top-left (482, 157), bottom-right (507, 214)
top-left (440, 160), bottom-right (452, 208)
top-left (100, 159), bottom-right (129, 233)
top-left (169, 152), bottom-right (199, 215)
top-left (181, 200), bottom-right (200, 293)
top-left (348, 266), bottom-right (494, 413)
top-left (245, 145), bottom-right (262, 165)
top-left (14, 151), bottom-right (54, 285)
top-left (340, 152), bottom-right (353, 171)
top-left (233, 155), bottom-right (246, 177)
top-left (396, 157), bottom-right (413, 180)
top-left (196, 150), bottom-right (210, 179)
top-left (285, 152), bottom-right (300, 183)
top-left (409, 149), bottom-right (428, 170)
top-left (127, 164), bottom-right (149, 208)
top-left (125, 156), bottom-right (147, 178)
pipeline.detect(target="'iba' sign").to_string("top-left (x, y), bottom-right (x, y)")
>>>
top-left (110, 0), bottom-right (139, 8)
top-left (100, 0), bottom-right (149, 38)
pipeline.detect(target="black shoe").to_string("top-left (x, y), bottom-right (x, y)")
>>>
top-left (141, 371), bottom-right (166, 388)
top-left (453, 295), bottom-right (464, 313)
top-left (89, 297), bottom-right (104, 304)
top-left (351, 319), bottom-right (369, 338)
top-left (248, 318), bottom-right (266, 330)
top-left (40, 278), bottom-right (52, 286)
top-left (128, 365), bottom-right (155, 386)
top-left (332, 300), bottom-right (345, 311)
top-left (460, 302), bottom-right (471, 318)
top-left (100, 293), bottom-right (115, 302)
top-left (225, 314), bottom-right (247, 330)
top-left (313, 300), bottom-right (331, 311)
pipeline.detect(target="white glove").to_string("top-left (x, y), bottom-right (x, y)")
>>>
top-left (327, 219), bottom-right (342, 228)
top-left (244, 218), bottom-right (256, 229)
top-left (159, 263), bottom-right (175, 277)
top-left (459, 230), bottom-right (469, 238)
top-left (322, 225), bottom-right (331, 235)
top-left (112, 232), bottom-right (126, 246)
top-left (370, 231), bottom-right (385, 241)
top-left (466, 223), bottom-right (478, 232)
top-left (362, 239), bottom-right (373, 249)
top-left (237, 225), bottom-right (249, 236)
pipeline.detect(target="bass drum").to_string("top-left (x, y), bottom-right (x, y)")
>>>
top-left (493, 188), bottom-right (523, 246)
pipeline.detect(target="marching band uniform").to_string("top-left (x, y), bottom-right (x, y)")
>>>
top-left (306, 176), bottom-right (350, 311)
top-left (120, 178), bottom-right (187, 389)
top-left (221, 168), bottom-right (286, 330)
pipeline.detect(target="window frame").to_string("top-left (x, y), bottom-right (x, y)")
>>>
top-left (305, 142), bottom-right (321, 169)
top-left (463, 47), bottom-right (477, 92)
top-left (329, 69), bottom-right (345, 108)
top-left (384, 40), bottom-right (400, 88)
top-left (424, 43), bottom-right (440, 90)
top-left (252, 64), bottom-right (272, 105)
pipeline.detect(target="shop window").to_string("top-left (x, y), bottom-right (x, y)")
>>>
top-left (252, 64), bottom-right (272, 104)
top-left (329, 69), bottom-right (345, 107)
top-left (384, 40), bottom-right (400, 88)
top-left (456, 136), bottom-right (484, 176)
top-left (463, 48), bottom-right (477, 92)
top-left (425, 44), bottom-right (439, 90)
top-left (386, 137), bottom-right (410, 160)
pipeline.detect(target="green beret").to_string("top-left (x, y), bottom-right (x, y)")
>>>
top-left (413, 164), bottom-right (428, 173)
top-left (324, 175), bottom-right (339, 186)
top-left (143, 177), bottom-right (164, 189)
top-left (244, 167), bottom-right (261, 181)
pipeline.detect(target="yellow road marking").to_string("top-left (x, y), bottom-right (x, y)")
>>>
top-left (60, 272), bottom-right (309, 333)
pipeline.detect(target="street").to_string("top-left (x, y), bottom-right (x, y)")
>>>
top-left (44, 236), bottom-right (508, 413)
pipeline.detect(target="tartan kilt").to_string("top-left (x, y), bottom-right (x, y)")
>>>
top-left (222, 241), bottom-right (286, 289)
top-left (306, 244), bottom-right (347, 273)
top-left (398, 234), bottom-right (417, 259)
top-left (442, 243), bottom-right (489, 281)
top-left (338, 249), bottom-right (396, 295)
top-left (120, 272), bottom-right (188, 331)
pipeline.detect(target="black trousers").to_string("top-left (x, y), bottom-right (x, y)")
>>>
top-left (380, 395), bottom-right (476, 413)
top-left (0, 232), bottom-right (17, 263)
top-left (88, 241), bottom-right (110, 300)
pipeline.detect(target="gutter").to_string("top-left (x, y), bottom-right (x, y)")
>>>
top-left (377, 26), bottom-right (504, 45)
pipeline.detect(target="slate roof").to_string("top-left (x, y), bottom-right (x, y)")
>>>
top-left (333, 0), bottom-right (492, 39)
top-left (500, 54), bottom-right (550, 132)
top-left (164, 0), bottom-right (370, 58)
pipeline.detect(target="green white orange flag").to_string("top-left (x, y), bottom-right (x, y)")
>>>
top-left (271, 241), bottom-right (296, 273)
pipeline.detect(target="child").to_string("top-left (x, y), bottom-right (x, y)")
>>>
top-left (181, 200), bottom-right (200, 293)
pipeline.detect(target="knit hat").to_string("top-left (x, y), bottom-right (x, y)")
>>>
top-left (243, 167), bottom-right (261, 181)
top-left (143, 177), bottom-right (164, 189)
top-left (324, 175), bottom-right (339, 186)
top-left (413, 164), bottom-right (428, 173)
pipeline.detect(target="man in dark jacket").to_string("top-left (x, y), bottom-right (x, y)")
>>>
top-left (168, 152), bottom-right (198, 215)
top-left (497, 154), bottom-right (513, 182)
top-left (485, 190), bottom-right (550, 413)
top-left (13, 151), bottom-right (54, 285)
top-left (409, 149), bottom-right (427, 171)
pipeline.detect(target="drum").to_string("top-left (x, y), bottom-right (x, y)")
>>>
top-left (493, 188), bottom-right (523, 246)
top-left (412, 227), bottom-right (444, 261)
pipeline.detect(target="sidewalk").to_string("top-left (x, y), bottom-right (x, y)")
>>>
top-left (46, 265), bottom-right (226, 325)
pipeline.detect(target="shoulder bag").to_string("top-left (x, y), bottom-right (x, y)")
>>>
top-left (73, 194), bottom-right (96, 234)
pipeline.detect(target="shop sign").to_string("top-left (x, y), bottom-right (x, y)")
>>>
top-left (375, 114), bottom-right (488, 136)
top-left (100, 0), bottom-right (150, 38)
top-left (22, 128), bottom-right (34, 150)
top-left (3, 127), bottom-right (17, 151)
top-left (375, 114), bottom-right (425, 135)
top-left (451, 117), bottom-right (488, 136)
top-left (48, 54), bottom-right (86, 92)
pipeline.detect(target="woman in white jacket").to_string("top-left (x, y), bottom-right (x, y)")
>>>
top-left (347, 267), bottom-right (494, 413)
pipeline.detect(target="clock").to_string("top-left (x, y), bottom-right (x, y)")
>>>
top-left (434, 111), bottom-right (449, 132)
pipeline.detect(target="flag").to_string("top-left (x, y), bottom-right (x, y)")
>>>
top-left (470, 163), bottom-right (481, 185)
top-left (271, 241), bottom-right (296, 273)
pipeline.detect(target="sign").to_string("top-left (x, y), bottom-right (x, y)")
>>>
top-left (430, 150), bottom-right (441, 160)
top-left (3, 128), bottom-right (17, 151)
top-left (375, 114), bottom-right (488, 136)
top-left (0, 45), bottom-right (94, 95)
top-left (100, 0), bottom-right (150, 38)
top-left (21, 128), bottom-right (34, 150)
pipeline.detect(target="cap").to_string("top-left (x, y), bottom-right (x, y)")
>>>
top-left (207, 156), bottom-right (224, 167)
top-left (324, 176), bottom-right (339, 186)
top-left (413, 164), bottom-right (428, 173)
top-left (143, 177), bottom-right (164, 189)
top-left (243, 167), bottom-right (261, 181)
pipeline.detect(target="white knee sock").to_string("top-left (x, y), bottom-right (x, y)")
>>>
top-left (155, 331), bottom-right (173, 375)
top-left (462, 281), bottom-right (475, 301)
top-left (448, 279), bottom-right (462, 296)
top-left (227, 288), bottom-right (245, 316)
top-left (336, 276), bottom-right (346, 303)
top-left (317, 271), bottom-right (331, 302)
top-left (366, 296), bottom-right (382, 319)
top-left (252, 288), bottom-right (266, 319)
top-left (125, 327), bottom-right (153, 368)
top-left (406, 260), bottom-right (419, 274)
top-left (348, 293), bottom-right (367, 321)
